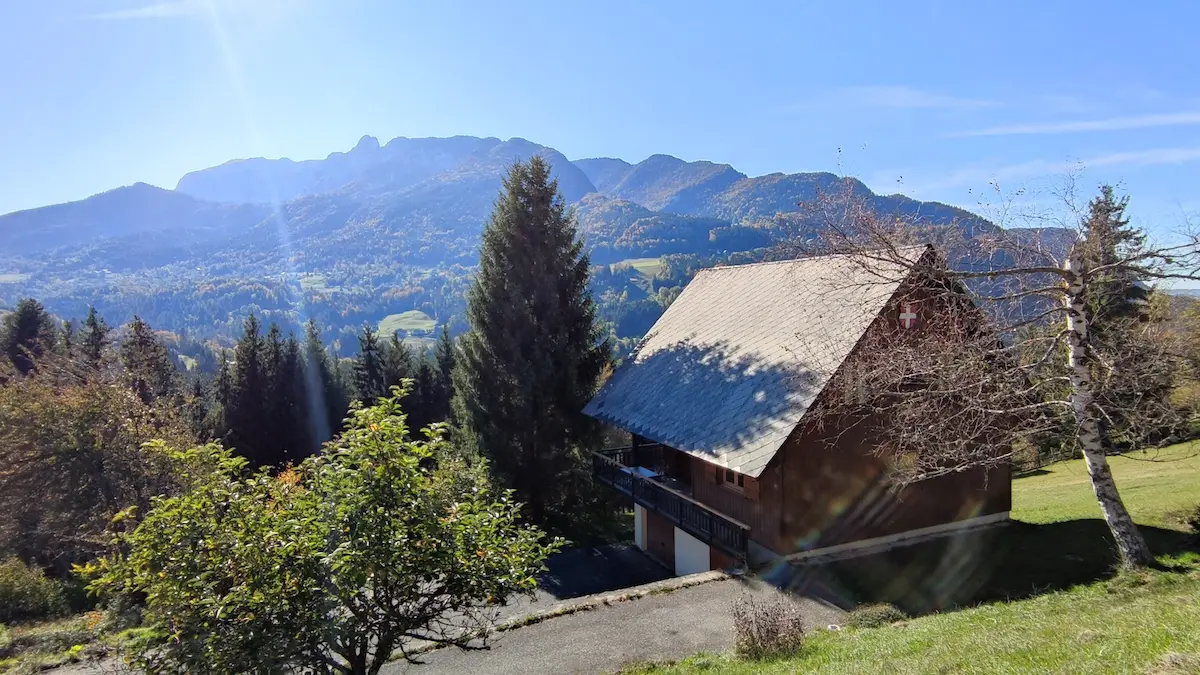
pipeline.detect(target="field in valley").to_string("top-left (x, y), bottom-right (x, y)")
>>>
top-left (378, 310), bottom-right (436, 334)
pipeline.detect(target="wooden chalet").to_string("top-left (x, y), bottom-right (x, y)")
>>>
top-left (583, 246), bottom-right (1011, 575)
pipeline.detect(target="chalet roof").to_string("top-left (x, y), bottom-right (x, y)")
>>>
top-left (583, 247), bottom-right (928, 478)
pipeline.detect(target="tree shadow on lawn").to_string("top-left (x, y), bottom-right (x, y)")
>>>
top-left (761, 519), bottom-right (1197, 617)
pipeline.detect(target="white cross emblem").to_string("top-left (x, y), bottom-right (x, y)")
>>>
top-left (900, 303), bottom-right (919, 329)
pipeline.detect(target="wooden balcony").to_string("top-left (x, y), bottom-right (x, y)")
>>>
top-left (591, 447), bottom-right (750, 561)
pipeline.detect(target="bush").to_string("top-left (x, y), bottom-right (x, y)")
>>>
top-left (1187, 503), bottom-right (1200, 535)
top-left (731, 594), bottom-right (806, 660)
top-left (847, 603), bottom-right (907, 628)
top-left (88, 390), bottom-right (559, 675)
top-left (0, 558), bottom-right (66, 623)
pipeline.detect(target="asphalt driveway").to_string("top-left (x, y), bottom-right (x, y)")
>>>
top-left (386, 576), bottom-right (845, 675)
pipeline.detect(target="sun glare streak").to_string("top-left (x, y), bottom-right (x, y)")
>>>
top-left (200, 0), bottom-right (332, 445)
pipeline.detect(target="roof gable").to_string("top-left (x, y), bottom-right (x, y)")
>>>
top-left (584, 247), bottom-right (926, 477)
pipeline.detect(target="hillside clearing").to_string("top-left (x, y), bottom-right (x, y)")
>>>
top-left (612, 257), bottom-right (664, 278)
top-left (299, 273), bottom-right (332, 291)
top-left (378, 310), bottom-right (436, 334)
top-left (626, 443), bottom-right (1200, 674)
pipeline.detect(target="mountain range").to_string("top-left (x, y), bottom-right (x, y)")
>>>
top-left (0, 134), bottom-right (1028, 350)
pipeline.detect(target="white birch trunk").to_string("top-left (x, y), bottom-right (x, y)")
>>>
top-left (1062, 255), bottom-right (1154, 568)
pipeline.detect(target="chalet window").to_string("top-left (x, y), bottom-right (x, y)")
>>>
top-left (723, 468), bottom-right (745, 490)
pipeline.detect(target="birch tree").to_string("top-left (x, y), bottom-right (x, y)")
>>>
top-left (792, 182), bottom-right (1198, 568)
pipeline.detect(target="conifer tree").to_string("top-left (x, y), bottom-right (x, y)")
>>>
top-left (453, 157), bottom-right (611, 526)
top-left (383, 332), bottom-right (416, 390)
top-left (352, 325), bottom-right (386, 404)
top-left (432, 325), bottom-right (456, 422)
top-left (302, 319), bottom-right (346, 448)
top-left (80, 306), bottom-right (110, 370)
top-left (119, 316), bottom-right (177, 405)
top-left (1, 298), bottom-right (57, 375)
top-left (409, 356), bottom-right (436, 434)
top-left (1076, 186), bottom-right (1167, 448)
top-left (60, 320), bottom-right (74, 353)
top-left (226, 315), bottom-right (271, 467)
top-left (1079, 185), bottom-right (1149, 341)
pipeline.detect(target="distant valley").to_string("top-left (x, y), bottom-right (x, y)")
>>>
top-left (0, 134), bottom-right (1026, 355)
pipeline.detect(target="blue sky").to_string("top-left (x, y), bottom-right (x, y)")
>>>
top-left (2, 0), bottom-right (1198, 234)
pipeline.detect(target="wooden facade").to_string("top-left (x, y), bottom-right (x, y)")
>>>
top-left (587, 250), bottom-right (1013, 569)
top-left (614, 280), bottom-right (1012, 560)
top-left (650, 425), bottom-right (1010, 557)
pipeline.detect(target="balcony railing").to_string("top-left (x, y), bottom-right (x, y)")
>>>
top-left (591, 448), bottom-right (749, 561)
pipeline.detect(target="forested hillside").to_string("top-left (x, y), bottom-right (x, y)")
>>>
top-left (0, 134), bottom-right (1020, 354)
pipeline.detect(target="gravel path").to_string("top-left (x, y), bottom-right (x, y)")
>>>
top-left (385, 577), bottom-right (845, 675)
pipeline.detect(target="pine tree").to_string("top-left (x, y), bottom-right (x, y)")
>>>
top-left (1, 298), bottom-right (57, 374)
top-left (352, 325), bottom-right (386, 404)
top-left (60, 320), bottom-right (74, 353)
top-left (226, 315), bottom-right (271, 467)
top-left (119, 316), bottom-right (177, 405)
top-left (383, 332), bottom-right (416, 390)
top-left (1079, 185), bottom-right (1148, 342)
top-left (1077, 187), bottom-right (1168, 449)
top-left (432, 325), bottom-right (456, 422)
top-left (409, 356), bottom-right (436, 434)
top-left (261, 324), bottom-right (295, 467)
top-left (453, 157), bottom-right (611, 526)
top-left (80, 306), bottom-right (110, 370)
top-left (302, 319), bottom-right (346, 449)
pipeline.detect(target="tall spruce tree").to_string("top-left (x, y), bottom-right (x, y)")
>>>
top-left (80, 306), bottom-right (110, 371)
top-left (383, 332), bottom-right (416, 390)
top-left (119, 316), bottom-right (177, 404)
top-left (1079, 185), bottom-right (1149, 341)
top-left (453, 157), bottom-right (611, 526)
top-left (1077, 186), bottom-right (1168, 448)
top-left (352, 324), bottom-right (387, 404)
top-left (432, 325), bottom-right (456, 422)
top-left (225, 315), bottom-right (271, 467)
top-left (1, 298), bottom-right (57, 375)
top-left (302, 318), bottom-right (346, 448)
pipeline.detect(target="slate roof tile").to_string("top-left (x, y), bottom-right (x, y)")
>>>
top-left (583, 248), bottom-right (925, 477)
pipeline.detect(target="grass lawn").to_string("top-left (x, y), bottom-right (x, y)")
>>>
top-left (612, 257), bottom-right (665, 278)
top-left (378, 310), bottom-right (436, 334)
top-left (1015, 444), bottom-right (1200, 528)
top-left (0, 273), bottom-right (30, 284)
top-left (627, 444), bottom-right (1200, 674)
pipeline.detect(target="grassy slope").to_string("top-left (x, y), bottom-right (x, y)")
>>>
top-left (612, 257), bottom-right (665, 278)
top-left (1015, 447), bottom-right (1200, 528)
top-left (378, 310), bottom-right (436, 334)
top-left (629, 444), bottom-right (1200, 675)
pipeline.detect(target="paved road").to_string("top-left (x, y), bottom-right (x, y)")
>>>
top-left (385, 577), bottom-right (845, 675)
top-left (482, 543), bottom-right (673, 626)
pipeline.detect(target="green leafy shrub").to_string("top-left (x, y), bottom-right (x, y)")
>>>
top-left (731, 595), bottom-right (806, 660)
top-left (847, 603), bottom-right (907, 628)
top-left (0, 558), bottom-right (66, 624)
top-left (89, 387), bottom-right (559, 675)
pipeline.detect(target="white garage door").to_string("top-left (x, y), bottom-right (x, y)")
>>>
top-left (673, 527), bottom-right (710, 576)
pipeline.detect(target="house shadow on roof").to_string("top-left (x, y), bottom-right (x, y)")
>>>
top-left (588, 338), bottom-right (823, 470)
top-left (756, 519), bottom-right (1197, 617)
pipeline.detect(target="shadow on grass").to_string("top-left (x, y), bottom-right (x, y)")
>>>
top-left (760, 519), bottom-right (1197, 617)
top-left (1013, 468), bottom-right (1053, 479)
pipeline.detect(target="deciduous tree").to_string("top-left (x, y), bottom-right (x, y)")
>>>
top-left (796, 182), bottom-right (1200, 568)
top-left (89, 389), bottom-right (558, 675)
